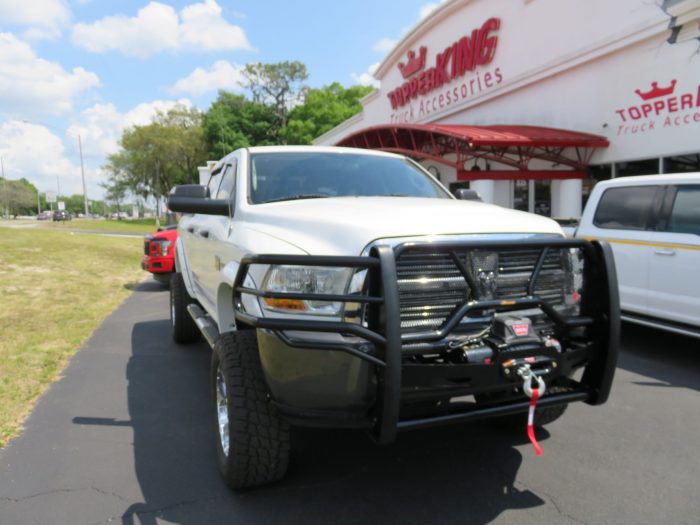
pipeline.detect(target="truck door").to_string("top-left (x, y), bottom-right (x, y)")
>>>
top-left (199, 161), bottom-right (237, 306)
top-left (647, 184), bottom-right (700, 326)
top-left (580, 185), bottom-right (662, 316)
top-left (187, 167), bottom-right (224, 308)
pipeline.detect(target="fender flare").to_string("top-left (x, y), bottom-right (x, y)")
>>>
top-left (175, 237), bottom-right (196, 298)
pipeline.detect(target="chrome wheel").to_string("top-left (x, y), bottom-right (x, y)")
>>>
top-left (216, 365), bottom-right (230, 457)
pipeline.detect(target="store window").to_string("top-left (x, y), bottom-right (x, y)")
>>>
top-left (615, 158), bottom-right (659, 177)
top-left (534, 180), bottom-right (551, 216)
top-left (584, 164), bottom-right (612, 209)
top-left (513, 180), bottom-right (528, 212)
top-left (664, 154), bottom-right (700, 174)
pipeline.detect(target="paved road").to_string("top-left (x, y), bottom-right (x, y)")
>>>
top-left (1, 282), bottom-right (699, 525)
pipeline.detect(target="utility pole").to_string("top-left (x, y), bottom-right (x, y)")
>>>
top-left (78, 134), bottom-right (88, 217)
top-left (56, 175), bottom-right (60, 198)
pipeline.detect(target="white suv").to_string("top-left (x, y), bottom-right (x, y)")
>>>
top-left (576, 173), bottom-right (700, 338)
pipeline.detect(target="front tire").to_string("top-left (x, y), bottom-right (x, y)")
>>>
top-left (170, 272), bottom-right (199, 343)
top-left (211, 331), bottom-right (290, 489)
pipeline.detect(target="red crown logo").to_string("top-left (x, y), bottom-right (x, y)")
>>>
top-left (398, 46), bottom-right (427, 79)
top-left (634, 79), bottom-right (677, 101)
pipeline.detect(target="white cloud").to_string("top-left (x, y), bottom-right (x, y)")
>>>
top-left (373, 37), bottom-right (397, 54)
top-left (351, 62), bottom-right (380, 88)
top-left (71, 0), bottom-right (252, 58)
top-left (179, 0), bottom-right (250, 51)
top-left (0, 33), bottom-right (100, 119)
top-left (0, 0), bottom-right (71, 39)
top-left (0, 120), bottom-right (93, 197)
top-left (67, 99), bottom-right (194, 158)
top-left (0, 98), bottom-right (195, 200)
top-left (168, 60), bottom-right (244, 96)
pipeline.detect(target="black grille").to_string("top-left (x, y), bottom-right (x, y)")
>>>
top-left (395, 247), bottom-right (567, 334)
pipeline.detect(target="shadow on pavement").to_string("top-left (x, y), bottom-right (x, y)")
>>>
top-left (114, 320), bottom-right (548, 524)
top-left (618, 323), bottom-right (700, 392)
top-left (124, 280), bottom-right (169, 293)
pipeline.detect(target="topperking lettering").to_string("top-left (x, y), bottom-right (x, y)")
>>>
top-left (615, 82), bottom-right (700, 122)
top-left (388, 18), bottom-right (500, 110)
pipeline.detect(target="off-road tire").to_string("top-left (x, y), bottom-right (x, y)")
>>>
top-left (170, 272), bottom-right (200, 343)
top-left (529, 385), bottom-right (570, 427)
top-left (211, 331), bottom-right (290, 489)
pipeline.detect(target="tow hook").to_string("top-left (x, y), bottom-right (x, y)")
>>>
top-left (517, 364), bottom-right (545, 456)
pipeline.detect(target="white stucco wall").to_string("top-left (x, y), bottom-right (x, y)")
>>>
top-left (315, 0), bottom-right (700, 164)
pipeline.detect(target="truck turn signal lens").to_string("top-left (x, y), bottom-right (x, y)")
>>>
top-left (263, 298), bottom-right (307, 311)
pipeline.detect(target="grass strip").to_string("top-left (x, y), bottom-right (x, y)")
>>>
top-left (44, 218), bottom-right (158, 234)
top-left (0, 228), bottom-right (145, 447)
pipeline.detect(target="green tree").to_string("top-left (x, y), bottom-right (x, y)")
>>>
top-left (2, 177), bottom-right (38, 216)
top-left (104, 104), bottom-right (208, 224)
top-left (57, 194), bottom-right (104, 216)
top-left (241, 61), bottom-right (309, 138)
top-left (202, 91), bottom-right (278, 157)
top-left (101, 176), bottom-right (129, 218)
top-left (281, 83), bottom-right (373, 145)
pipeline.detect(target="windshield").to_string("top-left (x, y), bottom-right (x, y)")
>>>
top-left (249, 152), bottom-right (451, 204)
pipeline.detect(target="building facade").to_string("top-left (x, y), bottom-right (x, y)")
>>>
top-left (314, 0), bottom-right (700, 218)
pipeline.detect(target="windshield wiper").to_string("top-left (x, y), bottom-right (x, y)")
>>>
top-left (265, 194), bottom-right (331, 203)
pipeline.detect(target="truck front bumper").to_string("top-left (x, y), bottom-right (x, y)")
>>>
top-left (233, 238), bottom-right (619, 443)
top-left (142, 255), bottom-right (175, 274)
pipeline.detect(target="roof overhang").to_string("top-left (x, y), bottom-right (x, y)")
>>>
top-left (336, 124), bottom-right (609, 178)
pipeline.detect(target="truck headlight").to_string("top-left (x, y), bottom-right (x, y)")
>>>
top-left (261, 266), bottom-right (353, 315)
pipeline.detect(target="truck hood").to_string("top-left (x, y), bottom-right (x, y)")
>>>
top-left (241, 197), bottom-right (563, 255)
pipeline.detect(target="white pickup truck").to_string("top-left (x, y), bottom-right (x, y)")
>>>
top-left (168, 146), bottom-right (619, 489)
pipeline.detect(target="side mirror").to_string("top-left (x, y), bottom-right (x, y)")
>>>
top-left (453, 188), bottom-right (483, 202)
top-left (168, 184), bottom-right (230, 216)
top-left (171, 184), bottom-right (210, 199)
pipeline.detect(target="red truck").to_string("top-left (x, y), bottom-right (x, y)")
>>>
top-left (142, 224), bottom-right (177, 285)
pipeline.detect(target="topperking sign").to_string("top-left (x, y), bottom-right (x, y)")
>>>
top-left (388, 17), bottom-right (503, 123)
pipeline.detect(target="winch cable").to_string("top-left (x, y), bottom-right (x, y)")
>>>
top-left (518, 366), bottom-right (545, 456)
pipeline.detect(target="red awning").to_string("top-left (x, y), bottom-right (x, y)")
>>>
top-left (335, 124), bottom-right (609, 178)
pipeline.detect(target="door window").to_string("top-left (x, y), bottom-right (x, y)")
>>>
top-left (666, 185), bottom-right (700, 235)
top-left (216, 161), bottom-right (237, 200)
top-left (207, 168), bottom-right (222, 196)
top-left (593, 186), bottom-right (658, 230)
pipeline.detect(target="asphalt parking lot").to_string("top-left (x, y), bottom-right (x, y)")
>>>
top-left (1, 281), bottom-right (699, 525)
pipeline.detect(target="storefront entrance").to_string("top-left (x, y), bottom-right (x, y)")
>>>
top-left (513, 180), bottom-right (551, 216)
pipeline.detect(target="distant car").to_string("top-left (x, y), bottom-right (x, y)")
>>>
top-left (52, 210), bottom-right (71, 221)
top-left (37, 212), bottom-right (51, 221)
top-left (142, 224), bottom-right (177, 285)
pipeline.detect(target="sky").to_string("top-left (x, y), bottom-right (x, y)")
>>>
top-left (0, 0), bottom-right (448, 202)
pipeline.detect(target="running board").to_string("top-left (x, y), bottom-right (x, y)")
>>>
top-left (187, 304), bottom-right (220, 348)
top-left (622, 312), bottom-right (700, 339)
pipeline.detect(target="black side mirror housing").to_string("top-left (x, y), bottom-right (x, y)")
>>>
top-left (454, 188), bottom-right (483, 202)
top-left (168, 184), bottom-right (230, 216)
top-left (171, 184), bottom-right (210, 199)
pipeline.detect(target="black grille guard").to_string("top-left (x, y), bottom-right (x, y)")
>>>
top-left (233, 238), bottom-right (620, 443)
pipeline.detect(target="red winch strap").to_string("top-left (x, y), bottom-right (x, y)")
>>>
top-left (527, 387), bottom-right (543, 456)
